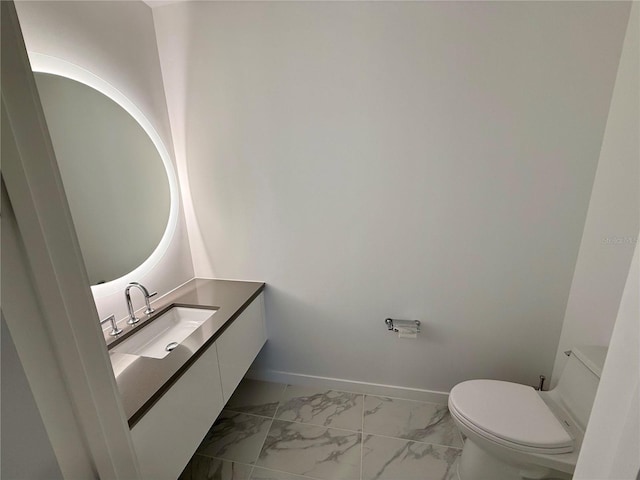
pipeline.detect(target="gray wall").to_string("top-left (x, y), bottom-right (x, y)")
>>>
top-left (154, 1), bottom-right (630, 392)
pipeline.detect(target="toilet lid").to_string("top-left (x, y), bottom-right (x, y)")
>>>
top-left (449, 380), bottom-right (574, 453)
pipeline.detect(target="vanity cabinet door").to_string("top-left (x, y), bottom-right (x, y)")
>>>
top-left (131, 342), bottom-right (224, 480)
top-left (216, 293), bottom-right (267, 402)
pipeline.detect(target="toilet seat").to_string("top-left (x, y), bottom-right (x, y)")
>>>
top-left (449, 380), bottom-right (574, 455)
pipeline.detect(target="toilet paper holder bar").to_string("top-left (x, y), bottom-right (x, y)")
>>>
top-left (385, 318), bottom-right (420, 333)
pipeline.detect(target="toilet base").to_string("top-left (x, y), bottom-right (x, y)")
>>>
top-left (458, 440), bottom-right (571, 480)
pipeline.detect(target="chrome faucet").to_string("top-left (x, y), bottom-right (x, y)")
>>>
top-left (124, 282), bottom-right (157, 325)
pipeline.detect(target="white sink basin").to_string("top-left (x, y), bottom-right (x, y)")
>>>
top-left (111, 307), bottom-right (217, 359)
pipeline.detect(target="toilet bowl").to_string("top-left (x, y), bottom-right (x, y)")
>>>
top-left (448, 346), bottom-right (607, 480)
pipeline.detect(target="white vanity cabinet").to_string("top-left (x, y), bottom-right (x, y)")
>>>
top-left (129, 293), bottom-right (266, 480)
top-left (130, 341), bottom-right (224, 480)
top-left (216, 293), bottom-right (267, 402)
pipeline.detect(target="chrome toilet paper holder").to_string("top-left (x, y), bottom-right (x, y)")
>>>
top-left (385, 318), bottom-right (420, 333)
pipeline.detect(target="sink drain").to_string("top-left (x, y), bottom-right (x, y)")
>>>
top-left (165, 342), bottom-right (179, 352)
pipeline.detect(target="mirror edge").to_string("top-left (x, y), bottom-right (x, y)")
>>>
top-left (29, 52), bottom-right (180, 297)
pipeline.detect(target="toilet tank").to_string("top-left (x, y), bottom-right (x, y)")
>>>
top-left (553, 346), bottom-right (608, 430)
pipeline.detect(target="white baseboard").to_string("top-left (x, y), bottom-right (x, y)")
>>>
top-left (246, 369), bottom-right (449, 405)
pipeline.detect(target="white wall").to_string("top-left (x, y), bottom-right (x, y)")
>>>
top-left (153, 2), bottom-right (630, 393)
top-left (15, 0), bottom-right (194, 322)
top-left (1, 316), bottom-right (62, 480)
top-left (551, 1), bottom-right (639, 387)
top-left (572, 9), bottom-right (639, 475)
top-left (574, 243), bottom-right (638, 479)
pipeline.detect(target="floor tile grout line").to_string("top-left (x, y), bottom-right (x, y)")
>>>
top-left (190, 454), bottom-right (323, 480)
top-left (271, 384), bottom-right (368, 433)
top-left (267, 383), bottom-right (283, 421)
top-left (224, 407), bottom-right (280, 419)
top-left (268, 416), bottom-right (363, 434)
top-left (204, 415), bottom-right (461, 462)
top-left (193, 433), bottom-right (460, 479)
top-left (215, 413), bottom-right (461, 449)
top-left (361, 392), bottom-right (448, 407)
top-left (275, 383), bottom-right (288, 419)
top-left (251, 465), bottom-right (324, 480)
top-left (191, 453), bottom-right (254, 466)
top-left (271, 383), bottom-right (291, 420)
top-left (362, 432), bottom-right (464, 451)
top-left (253, 416), bottom-right (462, 451)
top-left (252, 415), bottom-right (277, 468)
top-left (221, 408), bottom-right (276, 421)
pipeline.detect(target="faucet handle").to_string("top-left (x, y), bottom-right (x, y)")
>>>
top-left (144, 291), bottom-right (158, 315)
top-left (100, 314), bottom-right (123, 336)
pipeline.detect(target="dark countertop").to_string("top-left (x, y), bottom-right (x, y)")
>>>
top-left (107, 278), bottom-right (265, 428)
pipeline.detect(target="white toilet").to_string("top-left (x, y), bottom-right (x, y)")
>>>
top-left (448, 346), bottom-right (608, 480)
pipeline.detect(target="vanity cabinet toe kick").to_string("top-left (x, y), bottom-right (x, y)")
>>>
top-left (114, 282), bottom-right (266, 480)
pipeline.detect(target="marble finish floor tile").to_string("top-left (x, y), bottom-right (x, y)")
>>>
top-left (362, 434), bottom-right (461, 480)
top-left (363, 396), bottom-right (463, 448)
top-left (257, 420), bottom-right (361, 480)
top-left (179, 456), bottom-right (253, 480)
top-left (198, 410), bottom-right (273, 464)
top-left (275, 385), bottom-right (364, 431)
top-left (251, 467), bottom-right (320, 480)
top-left (444, 458), bottom-right (461, 480)
top-left (227, 379), bottom-right (287, 417)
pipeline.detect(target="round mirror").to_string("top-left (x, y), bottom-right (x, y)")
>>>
top-left (31, 55), bottom-right (178, 291)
